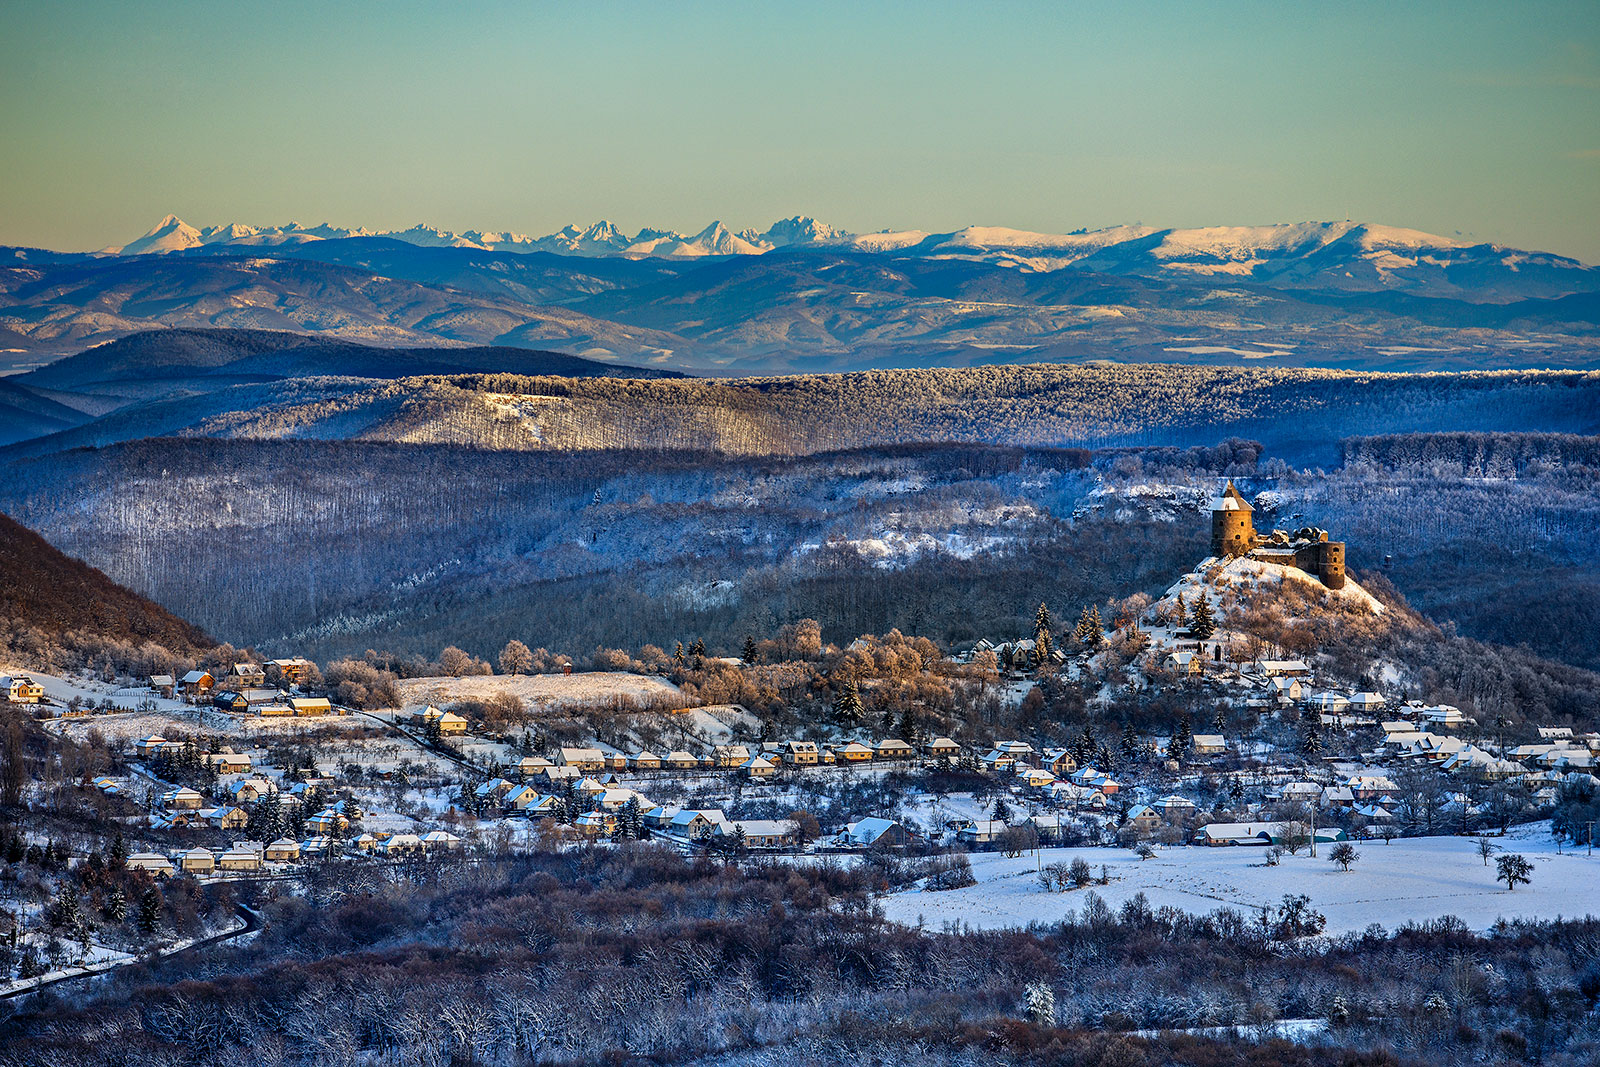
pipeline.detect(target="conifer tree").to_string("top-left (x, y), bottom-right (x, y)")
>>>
top-left (1024, 981), bottom-right (1056, 1027)
top-left (1086, 606), bottom-right (1103, 647)
top-left (673, 642), bottom-right (686, 667)
top-left (1190, 597), bottom-right (1216, 640)
top-left (105, 885), bottom-right (127, 923)
top-left (52, 884), bottom-right (80, 928)
top-left (620, 795), bottom-right (643, 840)
top-left (1301, 715), bottom-right (1323, 758)
top-left (1073, 607), bottom-right (1095, 646)
top-left (742, 635), bottom-right (759, 665)
top-left (1167, 714), bottom-right (1192, 763)
top-left (139, 887), bottom-right (161, 934)
top-left (898, 706), bottom-right (922, 746)
top-left (1213, 707), bottom-right (1227, 734)
top-left (248, 794), bottom-right (284, 842)
top-left (109, 828), bottom-right (128, 870)
top-left (1033, 603), bottom-right (1054, 664)
top-left (690, 638), bottom-right (706, 657)
top-left (832, 681), bottom-right (863, 724)
top-left (1120, 721), bottom-right (1140, 763)
top-left (1075, 724), bottom-right (1097, 765)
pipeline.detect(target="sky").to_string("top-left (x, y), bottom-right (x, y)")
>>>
top-left (2, 1), bottom-right (1598, 261)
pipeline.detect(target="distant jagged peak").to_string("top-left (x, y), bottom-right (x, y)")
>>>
top-left (761, 215), bottom-right (843, 247)
top-left (581, 219), bottom-right (629, 245)
top-left (684, 220), bottom-right (769, 256)
top-left (112, 213), bottom-right (205, 255)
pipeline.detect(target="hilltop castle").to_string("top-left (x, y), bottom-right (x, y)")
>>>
top-left (1210, 480), bottom-right (1345, 590)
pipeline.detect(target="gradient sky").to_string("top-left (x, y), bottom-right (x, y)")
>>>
top-left (3, 1), bottom-right (1598, 260)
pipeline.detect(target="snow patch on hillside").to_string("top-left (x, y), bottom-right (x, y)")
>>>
top-left (395, 672), bottom-right (683, 713)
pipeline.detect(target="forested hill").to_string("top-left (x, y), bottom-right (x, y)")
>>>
top-left (9, 363), bottom-right (1588, 468)
top-left (0, 511), bottom-right (216, 657)
top-left (16, 328), bottom-right (684, 391)
top-left (0, 328), bottom-right (685, 449)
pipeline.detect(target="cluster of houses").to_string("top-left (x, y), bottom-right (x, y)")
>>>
top-left (638, 807), bottom-right (801, 849)
top-left (124, 826), bottom-right (466, 878)
top-left (490, 736), bottom-right (968, 785)
top-left (148, 660), bottom-right (331, 717)
top-left (1376, 720), bottom-right (1600, 808)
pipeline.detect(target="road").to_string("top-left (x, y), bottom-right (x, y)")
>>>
top-left (0, 904), bottom-right (262, 1003)
top-left (346, 709), bottom-right (481, 773)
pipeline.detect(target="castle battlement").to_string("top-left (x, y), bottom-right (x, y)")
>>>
top-left (1209, 480), bottom-right (1346, 589)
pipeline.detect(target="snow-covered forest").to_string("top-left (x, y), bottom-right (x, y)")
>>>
top-left (10, 363), bottom-right (1598, 468)
top-left (3, 432), bottom-right (1598, 687)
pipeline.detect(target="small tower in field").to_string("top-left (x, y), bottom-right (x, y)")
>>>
top-left (1210, 480), bottom-right (1256, 558)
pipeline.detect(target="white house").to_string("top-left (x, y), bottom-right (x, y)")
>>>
top-left (740, 755), bottom-right (779, 779)
top-left (420, 830), bottom-right (462, 852)
top-left (1194, 822), bottom-right (1277, 846)
top-left (715, 819), bottom-right (798, 849)
top-left (127, 852), bottom-right (176, 877)
top-left (378, 833), bottom-right (422, 857)
top-left (1268, 677), bottom-right (1304, 704)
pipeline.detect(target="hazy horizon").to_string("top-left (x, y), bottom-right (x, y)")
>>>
top-left (3, 1), bottom-right (1598, 260)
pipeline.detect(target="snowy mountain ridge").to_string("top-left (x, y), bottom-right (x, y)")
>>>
top-left (104, 215), bottom-right (1594, 278)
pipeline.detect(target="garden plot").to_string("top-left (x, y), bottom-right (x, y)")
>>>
top-left (881, 824), bottom-right (1600, 936)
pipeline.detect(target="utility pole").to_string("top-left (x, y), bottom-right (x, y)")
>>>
top-left (1310, 798), bottom-right (1318, 859)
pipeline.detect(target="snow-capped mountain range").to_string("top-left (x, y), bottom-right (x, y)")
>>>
top-left (5, 211), bottom-right (1593, 374)
top-left (108, 214), bottom-right (1592, 281)
top-left (110, 214), bottom-right (847, 259)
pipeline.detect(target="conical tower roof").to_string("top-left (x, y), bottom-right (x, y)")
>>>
top-left (1211, 479), bottom-right (1252, 512)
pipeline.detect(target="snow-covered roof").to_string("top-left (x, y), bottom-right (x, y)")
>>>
top-left (719, 819), bottom-right (796, 838)
top-left (1210, 480), bottom-right (1253, 512)
top-left (846, 816), bottom-right (902, 844)
top-left (669, 809), bottom-right (727, 828)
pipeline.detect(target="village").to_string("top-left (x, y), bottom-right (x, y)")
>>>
top-left (1, 482), bottom-right (1596, 992)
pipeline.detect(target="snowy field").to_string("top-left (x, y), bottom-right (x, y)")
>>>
top-left (395, 672), bottom-right (683, 712)
top-left (0, 663), bottom-right (190, 714)
top-left (882, 824), bottom-right (1600, 936)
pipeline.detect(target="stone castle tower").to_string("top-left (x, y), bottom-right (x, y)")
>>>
top-left (1209, 479), bottom-right (1346, 590)
top-left (1210, 480), bottom-right (1256, 558)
